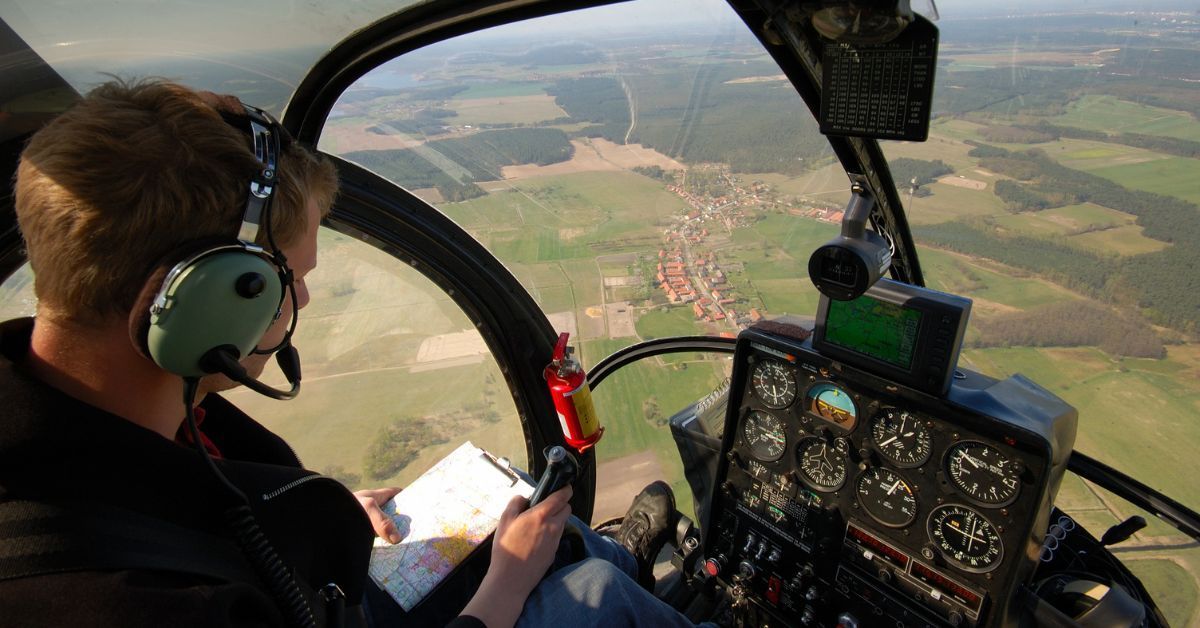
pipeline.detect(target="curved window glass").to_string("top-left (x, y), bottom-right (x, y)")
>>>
top-left (219, 228), bottom-right (529, 488)
top-left (323, 0), bottom-right (841, 519)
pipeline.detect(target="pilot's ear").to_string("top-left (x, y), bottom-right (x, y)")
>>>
top-left (128, 265), bottom-right (171, 363)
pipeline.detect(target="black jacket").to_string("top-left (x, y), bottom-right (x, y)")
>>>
top-left (0, 318), bottom-right (376, 627)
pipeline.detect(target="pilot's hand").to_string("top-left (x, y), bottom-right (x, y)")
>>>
top-left (461, 486), bottom-right (572, 627)
top-left (353, 487), bottom-right (403, 544)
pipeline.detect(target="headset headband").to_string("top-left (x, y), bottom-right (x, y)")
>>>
top-left (234, 104), bottom-right (283, 247)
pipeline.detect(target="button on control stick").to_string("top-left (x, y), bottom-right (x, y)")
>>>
top-left (528, 445), bottom-right (579, 507)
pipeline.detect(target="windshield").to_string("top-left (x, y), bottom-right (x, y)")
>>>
top-left (883, 3), bottom-right (1200, 622)
top-left (319, 0), bottom-right (1198, 619)
top-left (1, 0), bottom-right (418, 114)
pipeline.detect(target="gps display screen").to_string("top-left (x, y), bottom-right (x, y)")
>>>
top-left (824, 295), bottom-right (922, 370)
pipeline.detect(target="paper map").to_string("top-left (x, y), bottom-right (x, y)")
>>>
top-left (368, 442), bottom-right (534, 611)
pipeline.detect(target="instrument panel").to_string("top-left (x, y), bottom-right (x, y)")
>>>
top-left (702, 323), bottom-right (1075, 628)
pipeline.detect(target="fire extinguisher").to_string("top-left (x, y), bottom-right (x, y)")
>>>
top-left (544, 332), bottom-right (603, 452)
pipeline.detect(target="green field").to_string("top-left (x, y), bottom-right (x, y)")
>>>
top-left (1126, 559), bottom-right (1198, 628)
top-left (636, 306), bottom-right (706, 339)
top-left (582, 337), bottom-right (730, 520)
top-left (1087, 157), bottom-right (1200, 206)
top-left (1054, 95), bottom-right (1200, 142)
top-left (448, 94), bottom-right (567, 126)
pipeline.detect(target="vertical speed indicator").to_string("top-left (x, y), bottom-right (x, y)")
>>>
top-left (751, 360), bottom-right (796, 409)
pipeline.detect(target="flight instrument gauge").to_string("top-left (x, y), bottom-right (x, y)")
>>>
top-left (857, 467), bottom-right (918, 527)
top-left (742, 411), bottom-right (787, 462)
top-left (751, 360), bottom-right (796, 409)
top-left (945, 441), bottom-right (1021, 507)
top-left (796, 437), bottom-right (849, 491)
top-left (871, 408), bottom-right (933, 468)
top-left (927, 504), bottom-right (1004, 573)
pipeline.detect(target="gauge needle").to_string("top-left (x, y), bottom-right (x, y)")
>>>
top-left (887, 480), bottom-right (901, 495)
top-left (961, 452), bottom-right (984, 469)
top-left (878, 435), bottom-right (898, 447)
top-left (949, 519), bottom-right (984, 547)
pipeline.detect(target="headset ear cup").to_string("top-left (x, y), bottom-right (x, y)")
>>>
top-left (129, 265), bottom-right (172, 361)
top-left (145, 246), bottom-right (284, 377)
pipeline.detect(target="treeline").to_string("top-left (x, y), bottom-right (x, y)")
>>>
top-left (917, 217), bottom-right (1199, 335)
top-left (1009, 122), bottom-right (1200, 159)
top-left (967, 142), bottom-right (1199, 245)
top-left (345, 128), bottom-right (573, 201)
top-left (368, 108), bottom-right (458, 138)
top-left (978, 125), bottom-right (1055, 144)
top-left (890, 158), bottom-right (952, 196)
top-left (548, 71), bottom-right (828, 175)
top-left (970, 301), bottom-right (1165, 359)
top-left (915, 221), bottom-right (1116, 296)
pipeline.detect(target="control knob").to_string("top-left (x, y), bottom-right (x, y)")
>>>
top-left (737, 560), bottom-right (757, 581)
top-left (703, 555), bottom-right (726, 577)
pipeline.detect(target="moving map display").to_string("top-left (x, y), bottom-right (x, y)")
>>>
top-left (824, 295), bottom-right (921, 370)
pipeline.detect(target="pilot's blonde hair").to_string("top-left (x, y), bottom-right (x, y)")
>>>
top-left (14, 78), bottom-right (338, 327)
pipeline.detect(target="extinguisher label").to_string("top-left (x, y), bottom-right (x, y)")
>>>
top-left (565, 382), bottom-right (599, 439)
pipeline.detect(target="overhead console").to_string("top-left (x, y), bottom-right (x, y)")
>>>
top-left (700, 280), bottom-right (1076, 627)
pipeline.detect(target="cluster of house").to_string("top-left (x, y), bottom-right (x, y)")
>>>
top-left (654, 242), bottom-right (762, 329)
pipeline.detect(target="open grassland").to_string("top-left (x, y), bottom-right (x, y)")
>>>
top-left (904, 180), bottom-right (1007, 225)
top-left (962, 345), bottom-right (1200, 511)
top-left (636, 306), bottom-right (708, 339)
top-left (457, 83), bottom-right (551, 99)
top-left (1088, 157), bottom-right (1200, 206)
top-left (918, 248), bottom-right (1081, 312)
top-left (1069, 225), bottom-right (1170, 256)
top-left (1126, 559), bottom-right (1198, 628)
top-left (447, 94), bottom-right (568, 126)
top-left (581, 337), bottom-right (732, 520)
top-left (446, 171), bottom-right (688, 265)
top-left (990, 202), bottom-right (1131, 237)
top-left (228, 359), bottom-right (528, 490)
top-left (1053, 95), bottom-right (1200, 142)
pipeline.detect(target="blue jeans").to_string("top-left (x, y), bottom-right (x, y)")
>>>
top-left (514, 515), bottom-right (706, 628)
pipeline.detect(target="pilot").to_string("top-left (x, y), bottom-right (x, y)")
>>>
top-left (0, 79), bottom-right (706, 628)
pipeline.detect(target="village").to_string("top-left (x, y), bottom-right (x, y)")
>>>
top-left (650, 165), bottom-right (845, 333)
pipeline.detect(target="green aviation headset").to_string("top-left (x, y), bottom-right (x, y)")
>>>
top-left (143, 103), bottom-right (302, 399)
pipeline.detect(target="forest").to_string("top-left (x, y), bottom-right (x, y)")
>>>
top-left (889, 158), bottom-right (953, 196)
top-left (344, 128), bottom-right (573, 200)
top-left (549, 73), bottom-right (830, 175)
top-left (969, 301), bottom-right (1165, 358)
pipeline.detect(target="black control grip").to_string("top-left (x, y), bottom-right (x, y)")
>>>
top-left (528, 446), bottom-right (578, 508)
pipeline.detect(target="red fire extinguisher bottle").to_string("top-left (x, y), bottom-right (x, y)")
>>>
top-left (544, 332), bottom-right (603, 452)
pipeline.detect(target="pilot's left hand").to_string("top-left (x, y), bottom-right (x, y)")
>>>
top-left (354, 487), bottom-right (404, 544)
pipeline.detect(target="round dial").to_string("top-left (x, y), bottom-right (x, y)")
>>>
top-left (857, 468), bottom-right (918, 528)
top-left (796, 437), bottom-right (849, 491)
top-left (945, 442), bottom-right (1021, 506)
top-left (804, 383), bottom-right (858, 431)
top-left (751, 360), bottom-right (796, 409)
top-left (927, 504), bottom-right (1004, 573)
top-left (871, 408), bottom-right (933, 468)
top-left (741, 411), bottom-right (787, 462)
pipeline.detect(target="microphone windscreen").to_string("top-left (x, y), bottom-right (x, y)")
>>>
top-left (276, 344), bottom-right (302, 382)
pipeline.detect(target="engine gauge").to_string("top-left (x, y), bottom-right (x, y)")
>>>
top-left (751, 360), bottom-right (796, 409)
top-left (804, 383), bottom-right (858, 431)
top-left (927, 504), bottom-right (1004, 573)
top-left (871, 408), bottom-right (933, 468)
top-left (857, 468), bottom-right (918, 528)
top-left (796, 436), bottom-right (849, 491)
top-left (945, 442), bottom-right (1021, 507)
top-left (742, 411), bottom-right (787, 462)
